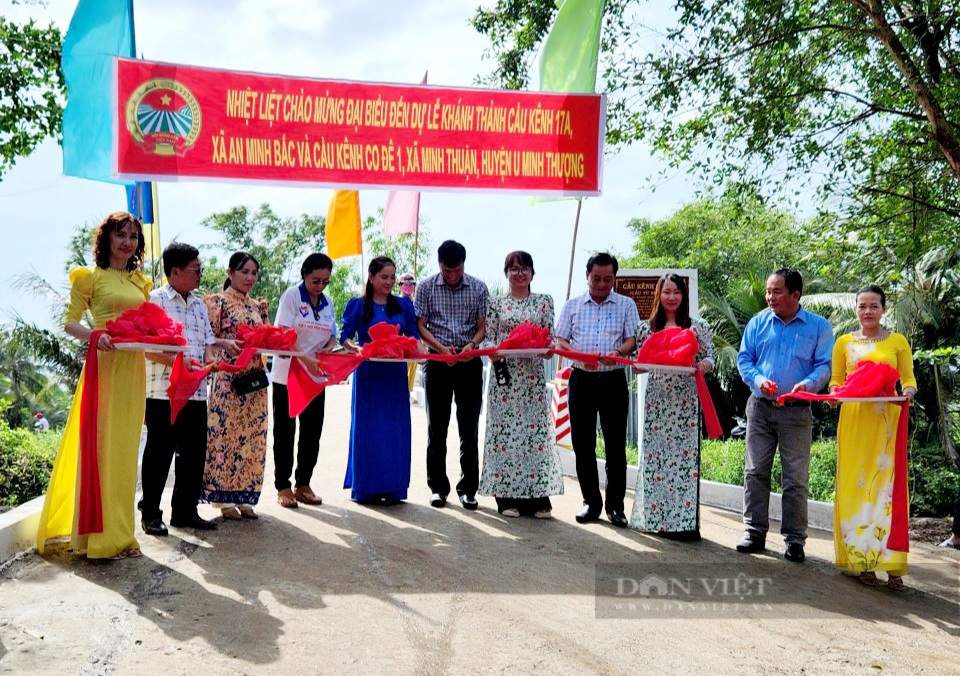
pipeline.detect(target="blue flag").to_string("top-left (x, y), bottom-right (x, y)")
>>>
top-left (61, 0), bottom-right (135, 183)
top-left (124, 181), bottom-right (154, 224)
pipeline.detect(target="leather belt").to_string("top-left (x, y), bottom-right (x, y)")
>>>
top-left (759, 398), bottom-right (810, 408)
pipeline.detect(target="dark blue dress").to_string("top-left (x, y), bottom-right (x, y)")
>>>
top-left (339, 296), bottom-right (419, 502)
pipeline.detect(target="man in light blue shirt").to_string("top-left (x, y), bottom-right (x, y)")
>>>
top-left (736, 268), bottom-right (833, 563)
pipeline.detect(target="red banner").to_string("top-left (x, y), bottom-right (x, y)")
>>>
top-left (114, 58), bottom-right (605, 195)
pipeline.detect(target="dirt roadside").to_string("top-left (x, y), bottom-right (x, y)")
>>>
top-left (1, 383), bottom-right (957, 675)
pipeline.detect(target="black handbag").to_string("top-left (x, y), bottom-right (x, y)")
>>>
top-left (231, 370), bottom-right (269, 395)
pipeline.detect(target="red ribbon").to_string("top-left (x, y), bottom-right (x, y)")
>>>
top-left (167, 347), bottom-right (261, 423)
top-left (695, 370), bottom-right (724, 440)
top-left (888, 399), bottom-right (911, 552)
top-left (778, 361), bottom-right (910, 552)
top-left (287, 353), bottom-right (364, 418)
top-left (77, 331), bottom-right (106, 535)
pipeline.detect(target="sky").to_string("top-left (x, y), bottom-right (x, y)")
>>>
top-left (0, 0), bottom-right (697, 330)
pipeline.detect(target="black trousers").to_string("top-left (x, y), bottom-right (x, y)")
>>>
top-left (272, 383), bottom-right (326, 491)
top-left (139, 398), bottom-right (207, 522)
top-left (567, 368), bottom-right (629, 513)
top-left (424, 357), bottom-right (483, 497)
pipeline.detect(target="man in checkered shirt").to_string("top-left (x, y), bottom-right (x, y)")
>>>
top-left (556, 253), bottom-right (639, 528)
top-left (415, 240), bottom-right (488, 511)
top-left (138, 242), bottom-right (240, 535)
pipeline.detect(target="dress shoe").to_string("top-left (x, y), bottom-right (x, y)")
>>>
top-left (575, 505), bottom-right (601, 524)
top-left (735, 534), bottom-right (766, 553)
top-left (784, 543), bottom-right (806, 563)
top-left (430, 493), bottom-right (447, 508)
top-left (141, 517), bottom-right (168, 536)
top-left (459, 494), bottom-right (479, 510)
top-left (607, 510), bottom-right (628, 528)
top-left (170, 514), bottom-right (218, 531)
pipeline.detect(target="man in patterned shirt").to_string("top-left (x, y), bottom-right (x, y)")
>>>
top-left (139, 242), bottom-right (240, 535)
top-left (415, 240), bottom-right (488, 510)
top-left (556, 253), bottom-right (639, 528)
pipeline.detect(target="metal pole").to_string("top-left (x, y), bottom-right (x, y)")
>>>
top-left (565, 198), bottom-right (583, 301)
top-left (413, 228), bottom-right (419, 278)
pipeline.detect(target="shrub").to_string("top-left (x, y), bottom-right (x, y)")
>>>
top-left (700, 437), bottom-right (959, 516)
top-left (0, 417), bottom-right (60, 506)
top-left (908, 443), bottom-right (960, 517)
top-left (701, 438), bottom-right (837, 503)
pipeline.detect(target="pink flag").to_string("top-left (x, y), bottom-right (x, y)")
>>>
top-left (383, 190), bottom-right (421, 236)
top-left (384, 71), bottom-right (427, 237)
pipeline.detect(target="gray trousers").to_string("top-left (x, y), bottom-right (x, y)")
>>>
top-left (743, 395), bottom-right (812, 544)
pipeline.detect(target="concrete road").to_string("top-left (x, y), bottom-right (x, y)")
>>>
top-left (1, 382), bottom-right (958, 675)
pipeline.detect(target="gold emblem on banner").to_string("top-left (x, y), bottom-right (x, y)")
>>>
top-left (125, 78), bottom-right (202, 157)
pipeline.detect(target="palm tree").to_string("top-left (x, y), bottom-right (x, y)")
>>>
top-left (699, 273), bottom-right (768, 431)
top-left (7, 224), bottom-right (93, 391)
top-left (0, 333), bottom-right (51, 428)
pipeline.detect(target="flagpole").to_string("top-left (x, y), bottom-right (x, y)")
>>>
top-left (413, 229), bottom-right (419, 278)
top-left (564, 198), bottom-right (583, 301)
top-left (151, 183), bottom-right (160, 286)
top-left (136, 185), bottom-right (146, 275)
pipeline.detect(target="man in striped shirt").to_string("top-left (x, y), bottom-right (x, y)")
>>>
top-left (139, 242), bottom-right (240, 535)
top-left (556, 253), bottom-right (639, 528)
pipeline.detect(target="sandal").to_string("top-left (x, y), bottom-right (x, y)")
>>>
top-left (106, 548), bottom-right (143, 561)
top-left (500, 508), bottom-right (520, 518)
top-left (887, 576), bottom-right (906, 591)
top-left (238, 506), bottom-right (259, 520)
top-left (221, 507), bottom-right (242, 521)
top-left (277, 489), bottom-right (298, 509)
top-left (533, 509), bottom-right (553, 519)
top-left (858, 572), bottom-right (883, 587)
top-left (294, 486), bottom-right (323, 505)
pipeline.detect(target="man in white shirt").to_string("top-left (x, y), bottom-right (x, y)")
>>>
top-left (33, 412), bottom-right (50, 432)
top-left (139, 242), bottom-right (239, 535)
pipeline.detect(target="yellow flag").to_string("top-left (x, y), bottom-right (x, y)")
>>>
top-left (143, 223), bottom-right (162, 262)
top-left (326, 190), bottom-right (363, 259)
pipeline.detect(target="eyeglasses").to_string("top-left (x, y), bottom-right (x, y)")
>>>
top-left (507, 266), bottom-right (533, 275)
top-left (185, 265), bottom-right (203, 275)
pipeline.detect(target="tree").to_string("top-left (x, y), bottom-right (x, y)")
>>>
top-left (804, 243), bottom-right (960, 464)
top-left (10, 223), bottom-right (93, 391)
top-left (0, 332), bottom-right (47, 428)
top-left (473, 1), bottom-right (960, 242)
top-left (0, 10), bottom-right (64, 178)
top-left (621, 191), bottom-right (809, 298)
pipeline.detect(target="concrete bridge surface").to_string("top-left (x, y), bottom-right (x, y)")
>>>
top-left (1, 383), bottom-right (957, 675)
